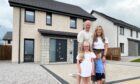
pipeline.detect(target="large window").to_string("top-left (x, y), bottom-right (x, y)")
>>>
top-left (25, 9), bottom-right (35, 23)
top-left (70, 17), bottom-right (77, 29)
top-left (120, 26), bottom-right (124, 35)
top-left (120, 43), bottom-right (124, 53)
top-left (130, 29), bottom-right (133, 37)
top-left (46, 12), bottom-right (52, 25)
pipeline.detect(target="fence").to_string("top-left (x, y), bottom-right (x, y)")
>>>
top-left (0, 45), bottom-right (12, 60)
top-left (106, 48), bottom-right (121, 61)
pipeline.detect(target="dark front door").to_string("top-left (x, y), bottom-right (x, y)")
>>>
top-left (24, 39), bottom-right (34, 62)
top-left (56, 39), bottom-right (67, 62)
top-left (73, 40), bottom-right (78, 63)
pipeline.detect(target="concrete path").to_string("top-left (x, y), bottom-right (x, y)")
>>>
top-left (0, 61), bottom-right (48, 84)
top-left (44, 61), bottom-right (140, 84)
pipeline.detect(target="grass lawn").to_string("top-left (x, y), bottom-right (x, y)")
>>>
top-left (131, 58), bottom-right (140, 62)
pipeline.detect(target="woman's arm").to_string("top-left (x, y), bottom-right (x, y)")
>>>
top-left (104, 43), bottom-right (108, 57)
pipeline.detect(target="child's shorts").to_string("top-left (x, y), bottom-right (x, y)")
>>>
top-left (91, 75), bottom-right (96, 81)
top-left (96, 73), bottom-right (105, 80)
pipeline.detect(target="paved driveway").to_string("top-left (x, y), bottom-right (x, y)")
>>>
top-left (0, 61), bottom-right (48, 84)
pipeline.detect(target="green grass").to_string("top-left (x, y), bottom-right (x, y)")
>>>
top-left (131, 58), bottom-right (140, 62)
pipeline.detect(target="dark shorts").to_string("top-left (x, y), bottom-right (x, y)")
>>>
top-left (96, 73), bottom-right (105, 80)
top-left (93, 49), bottom-right (104, 58)
top-left (91, 75), bottom-right (96, 81)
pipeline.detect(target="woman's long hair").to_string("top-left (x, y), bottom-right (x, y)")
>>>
top-left (93, 25), bottom-right (105, 44)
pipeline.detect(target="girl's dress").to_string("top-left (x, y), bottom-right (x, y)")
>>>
top-left (77, 52), bottom-right (96, 77)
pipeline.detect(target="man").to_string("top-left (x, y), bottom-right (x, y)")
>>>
top-left (77, 20), bottom-right (93, 84)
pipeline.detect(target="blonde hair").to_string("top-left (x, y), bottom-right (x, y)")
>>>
top-left (93, 25), bottom-right (105, 43)
top-left (78, 41), bottom-right (92, 60)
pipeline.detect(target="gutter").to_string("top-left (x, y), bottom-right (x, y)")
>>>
top-left (18, 8), bottom-right (21, 64)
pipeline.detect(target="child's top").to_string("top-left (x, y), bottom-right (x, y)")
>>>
top-left (77, 52), bottom-right (96, 61)
top-left (95, 58), bottom-right (104, 73)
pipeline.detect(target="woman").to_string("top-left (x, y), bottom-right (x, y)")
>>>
top-left (92, 25), bottom-right (109, 84)
top-left (77, 41), bottom-right (96, 84)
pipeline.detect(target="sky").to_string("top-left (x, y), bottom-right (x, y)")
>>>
top-left (0, 0), bottom-right (140, 29)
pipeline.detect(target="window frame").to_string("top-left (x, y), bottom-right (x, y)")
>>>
top-left (120, 43), bottom-right (124, 53)
top-left (130, 29), bottom-right (133, 37)
top-left (70, 17), bottom-right (77, 29)
top-left (46, 12), bottom-right (52, 26)
top-left (120, 26), bottom-right (124, 35)
top-left (25, 9), bottom-right (35, 23)
top-left (136, 31), bottom-right (139, 38)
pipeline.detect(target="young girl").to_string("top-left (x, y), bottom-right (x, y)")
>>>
top-left (77, 41), bottom-right (96, 84)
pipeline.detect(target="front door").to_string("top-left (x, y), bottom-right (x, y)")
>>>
top-left (56, 39), bottom-right (67, 62)
top-left (73, 40), bottom-right (78, 63)
top-left (24, 39), bottom-right (34, 62)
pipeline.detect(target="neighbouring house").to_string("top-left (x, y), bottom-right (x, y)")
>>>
top-left (91, 10), bottom-right (140, 56)
top-left (3, 32), bottom-right (12, 45)
top-left (9, 0), bottom-right (96, 64)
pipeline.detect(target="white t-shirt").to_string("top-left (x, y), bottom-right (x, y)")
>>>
top-left (77, 30), bottom-right (93, 45)
top-left (76, 52), bottom-right (96, 60)
top-left (93, 37), bottom-right (108, 49)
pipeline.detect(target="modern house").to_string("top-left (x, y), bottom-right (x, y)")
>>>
top-left (3, 32), bottom-right (12, 45)
top-left (91, 10), bottom-right (140, 56)
top-left (9, 0), bottom-right (96, 64)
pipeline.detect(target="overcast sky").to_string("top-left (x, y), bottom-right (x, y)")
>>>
top-left (0, 0), bottom-right (140, 28)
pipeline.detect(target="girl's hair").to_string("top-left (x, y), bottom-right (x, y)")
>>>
top-left (78, 41), bottom-right (91, 60)
top-left (93, 25), bottom-right (105, 43)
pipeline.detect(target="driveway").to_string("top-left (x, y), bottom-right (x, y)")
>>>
top-left (0, 61), bottom-right (48, 84)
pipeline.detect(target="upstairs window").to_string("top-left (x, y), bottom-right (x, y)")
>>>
top-left (136, 31), bottom-right (139, 38)
top-left (120, 26), bottom-right (124, 35)
top-left (25, 9), bottom-right (35, 23)
top-left (70, 17), bottom-right (77, 29)
top-left (130, 29), bottom-right (133, 37)
top-left (46, 12), bottom-right (52, 25)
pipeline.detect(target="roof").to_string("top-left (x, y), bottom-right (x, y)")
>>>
top-left (91, 10), bottom-right (140, 31)
top-left (3, 32), bottom-right (12, 41)
top-left (9, 0), bottom-right (96, 21)
top-left (38, 29), bottom-right (77, 38)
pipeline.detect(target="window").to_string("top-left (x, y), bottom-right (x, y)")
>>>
top-left (46, 12), bottom-right (52, 25)
top-left (136, 32), bottom-right (139, 38)
top-left (83, 19), bottom-right (87, 29)
top-left (8, 40), bottom-right (11, 44)
top-left (70, 17), bottom-right (77, 29)
top-left (120, 43), bottom-right (124, 53)
top-left (25, 9), bottom-right (35, 23)
top-left (130, 29), bottom-right (133, 37)
top-left (120, 26), bottom-right (124, 35)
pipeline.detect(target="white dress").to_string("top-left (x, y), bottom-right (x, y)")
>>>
top-left (77, 52), bottom-right (96, 77)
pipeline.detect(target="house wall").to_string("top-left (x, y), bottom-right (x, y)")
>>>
top-left (92, 12), bottom-right (140, 56)
top-left (118, 27), bottom-right (140, 56)
top-left (91, 13), bottom-right (118, 48)
top-left (12, 7), bottom-right (84, 63)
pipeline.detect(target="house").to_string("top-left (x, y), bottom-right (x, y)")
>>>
top-left (3, 32), bottom-right (12, 45)
top-left (91, 10), bottom-right (140, 56)
top-left (9, 0), bottom-right (96, 64)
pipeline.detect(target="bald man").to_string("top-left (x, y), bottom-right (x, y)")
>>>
top-left (77, 20), bottom-right (93, 84)
top-left (77, 20), bottom-right (93, 52)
